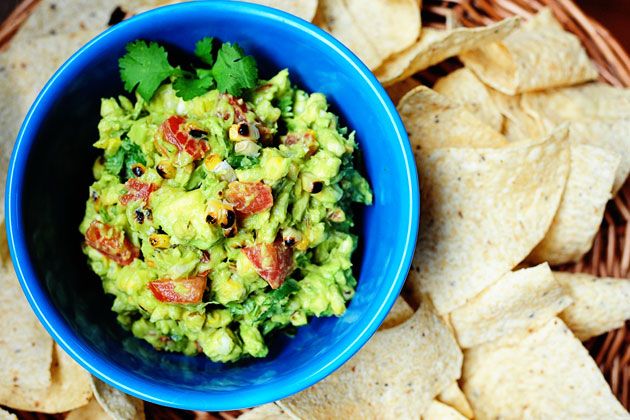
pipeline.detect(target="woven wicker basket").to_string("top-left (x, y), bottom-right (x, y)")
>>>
top-left (1, 0), bottom-right (628, 418)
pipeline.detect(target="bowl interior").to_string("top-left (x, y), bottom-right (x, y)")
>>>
top-left (8, 1), bottom-right (417, 410)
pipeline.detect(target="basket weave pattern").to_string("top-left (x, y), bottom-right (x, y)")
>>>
top-left (0, 0), bottom-right (628, 417)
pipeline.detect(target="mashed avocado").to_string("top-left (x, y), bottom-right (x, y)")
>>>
top-left (80, 67), bottom-right (372, 362)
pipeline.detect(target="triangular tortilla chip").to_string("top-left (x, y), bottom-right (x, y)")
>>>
top-left (279, 296), bottom-right (462, 419)
top-left (529, 145), bottom-right (618, 265)
top-left (408, 128), bottom-right (570, 314)
top-left (555, 272), bottom-right (630, 341)
top-left (66, 399), bottom-right (112, 420)
top-left (462, 318), bottom-right (627, 419)
top-left (374, 17), bottom-right (520, 85)
top-left (437, 382), bottom-right (473, 419)
top-left (422, 400), bottom-right (468, 420)
top-left (397, 86), bottom-right (507, 154)
top-left (460, 8), bottom-right (597, 94)
top-left (433, 68), bottom-right (503, 132)
top-left (380, 296), bottom-right (413, 330)
top-left (521, 83), bottom-right (630, 192)
top-left (449, 263), bottom-right (572, 348)
top-left (239, 403), bottom-right (292, 419)
top-left (91, 377), bottom-right (145, 420)
top-left (312, 0), bottom-right (382, 69)
top-left (0, 268), bottom-right (53, 408)
top-left (343, 0), bottom-right (420, 61)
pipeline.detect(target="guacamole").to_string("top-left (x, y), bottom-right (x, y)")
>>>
top-left (80, 42), bottom-right (372, 362)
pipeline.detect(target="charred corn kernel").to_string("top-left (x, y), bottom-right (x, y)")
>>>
top-left (296, 236), bottom-right (309, 251)
top-left (282, 227), bottom-right (302, 247)
top-left (206, 199), bottom-right (234, 227)
top-left (131, 163), bottom-right (146, 177)
top-left (156, 160), bottom-right (176, 179)
top-left (223, 223), bottom-right (238, 238)
top-left (234, 140), bottom-right (260, 157)
top-left (228, 122), bottom-right (260, 142)
top-left (204, 154), bottom-right (223, 171)
top-left (149, 233), bottom-right (170, 248)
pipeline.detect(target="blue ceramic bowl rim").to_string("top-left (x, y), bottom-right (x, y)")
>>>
top-left (5, 0), bottom-right (419, 411)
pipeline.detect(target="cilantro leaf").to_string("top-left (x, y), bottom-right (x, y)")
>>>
top-left (211, 43), bottom-right (258, 96)
top-left (105, 137), bottom-right (146, 180)
top-left (104, 147), bottom-right (125, 175)
top-left (173, 70), bottom-right (215, 100)
top-left (194, 37), bottom-right (215, 65)
top-left (119, 40), bottom-right (175, 101)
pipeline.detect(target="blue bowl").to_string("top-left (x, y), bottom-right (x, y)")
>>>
top-left (5, 0), bottom-right (419, 411)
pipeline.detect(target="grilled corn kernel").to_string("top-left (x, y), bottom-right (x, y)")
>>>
top-left (204, 154), bottom-right (223, 171)
top-left (295, 237), bottom-right (310, 252)
top-left (131, 163), bottom-right (146, 177)
top-left (234, 140), bottom-right (260, 157)
top-left (149, 233), bottom-right (170, 249)
top-left (228, 122), bottom-right (260, 142)
top-left (282, 228), bottom-right (302, 247)
top-left (156, 160), bottom-right (176, 179)
top-left (206, 199), bottom-right (234, 227)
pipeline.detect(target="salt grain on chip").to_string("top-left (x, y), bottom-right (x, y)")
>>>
top-left (449, 263), bottom-right (572, 348)
top-left (462, 318), bottom-right (628, 419)
top-left (528, 145), bottom-right (619, 265)
top-left (409, 127), bottom-right (570, 314)
top-left (279, 296), bottom-right (462, 419)
top-left (375, 17), bottom-right (520, 86)
top-left (555, 272), bottom-right (630, 341)
top-left (460, 8), bottom-right (598, 94)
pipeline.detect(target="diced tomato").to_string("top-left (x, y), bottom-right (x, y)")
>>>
top-left (84, 221), bottom-right (139, 266)
top-left (120, 178), bottom-right (158, 205)
top-left (242, 241), bottom-right (294, 289)
top-left (225, 181), bottom-right (273, 216)
top-left (148, 274), bottom-right (207, 304)
top-left (160, 115), bottom-right (210, 160)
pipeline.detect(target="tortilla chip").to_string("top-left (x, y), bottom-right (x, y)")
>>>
top-left (0, 407), bottom-right (16, 420)
top-left (385, 77), bottom-right (420, 106)
top-left (449, 263), bottom-right (572, 348)
top-left (433, 68), bottom-right (503, 132)
top-left (398, 86), bottom-right (507, 154)
top-left (343, 0), bottom-right (420, 61)
top-left (555, 272), bottom-right (630, 341)
top-left (408, 128), bottom-right (570, 314)
top-left (422, 400), bottom-right (467, 420)
top-left (91, 377), bottom-right (145, 420)
top-left (279, 296), bottom-right (462, 419)
top-left (239, 403), bottom-right (292, 419)
top-left (66, 399), bottom-right (112, 420)
top-left (380, 296), bottom-right (413, 330)
top-left (0, 268), bottom-right (53, 408)
top-left (462, 318), bottom-right (627, 419)
top-left (0, 30), bottom-right (99, 219)
top-left (437, 382), bottom-right (473, 419)
top-left (461, 9), bottom-right (598, 94)
top-left (312, 0), bottom-right (382, 69)
top-left (374, 17), bottom-right (520, 86)
top-left (487, 89), bottom-right (546, 143)
top-left (529, 145), bottom-right (618, 265)
top-left (521, 83), bottom-right (630, 192)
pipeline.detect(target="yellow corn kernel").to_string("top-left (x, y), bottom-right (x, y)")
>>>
top-left (204, 154), bottom-right (222, 171)
top-left (149, 234), bottom-right (170, 249)
top-left (156, 160), bottom-right (176, 179)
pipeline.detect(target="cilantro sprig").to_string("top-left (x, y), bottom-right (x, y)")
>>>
top-left (118, 37), bottom-right (259, 102)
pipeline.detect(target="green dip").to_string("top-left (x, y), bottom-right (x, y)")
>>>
top-left (80, 64), bottom-right (372, 362)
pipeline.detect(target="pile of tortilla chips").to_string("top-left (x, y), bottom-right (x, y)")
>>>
top-left (0, 1), bottom-right (629, 419)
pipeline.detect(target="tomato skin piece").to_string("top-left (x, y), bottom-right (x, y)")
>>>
top-left (242, 241), bottom-right (294, 289)
top-left (120, 178), bottom-right (158, 205)
top-left (148, 274), bottom-right (207, 304)
top-left (225, 181), bottom-right (273, 216)
top-left (160, 115), bottom-right (210, 160)
top-left (84, 221), bottom-right (139, 266)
